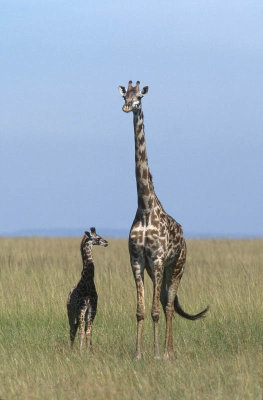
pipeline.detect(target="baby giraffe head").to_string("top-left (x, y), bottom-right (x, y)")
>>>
top-left (118, 80), bottom-right (148, 113)
top-left (84, 227), bottom-right (108, 248)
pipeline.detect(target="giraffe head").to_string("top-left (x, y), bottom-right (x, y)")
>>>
top-left (118, 80), bottom-right (148, 113)
top-left (84, 227), bottom-right (109, 247)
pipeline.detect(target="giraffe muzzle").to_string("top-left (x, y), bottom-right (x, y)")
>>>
top-left (122, 104), bottom-right (132, 113)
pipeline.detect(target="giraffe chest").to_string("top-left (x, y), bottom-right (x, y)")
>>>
top-left (129, 212), bottom-right (167, 260)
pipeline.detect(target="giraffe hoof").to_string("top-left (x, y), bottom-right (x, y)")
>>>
top-left (135, 353), bottom-right (142, 360)
top-left (154, 355), bottom-right (161, 361)
top-left (163, 351), bottom-right (176, 362)
top-left (86, 347), bottom-right (93, 354)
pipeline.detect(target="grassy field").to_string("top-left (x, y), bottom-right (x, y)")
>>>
top-left (0, 237), bottom-right (262, 400)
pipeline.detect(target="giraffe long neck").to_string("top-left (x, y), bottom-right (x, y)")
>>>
top-left (133, 109), bottom-right (154, 210)
top-left (80, 244), bottom-right (95, 281)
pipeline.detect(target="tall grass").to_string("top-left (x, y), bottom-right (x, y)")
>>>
top-left (0, 238), bottom-right (262, 399)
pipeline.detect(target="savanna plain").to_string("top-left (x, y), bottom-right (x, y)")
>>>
top-left (0, 237), bottom-right (262, 400)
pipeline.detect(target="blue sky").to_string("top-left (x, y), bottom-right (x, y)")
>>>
top-left (1, 1), bottom-right (262, 237)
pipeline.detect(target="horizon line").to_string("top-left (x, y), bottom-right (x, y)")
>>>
top-left (0, 227), bottom-right (262, 240)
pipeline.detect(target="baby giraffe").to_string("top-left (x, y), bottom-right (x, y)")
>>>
top-left (67, 227), bottom-right (108, 351)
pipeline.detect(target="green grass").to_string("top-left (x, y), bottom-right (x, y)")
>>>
top-left (0, 238), bottom-right (262, 399)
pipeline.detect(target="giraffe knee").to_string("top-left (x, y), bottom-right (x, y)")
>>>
top-left (136, 311), bottom-right (145, 321)
top-left (151, 310), bottom-right (160, 322)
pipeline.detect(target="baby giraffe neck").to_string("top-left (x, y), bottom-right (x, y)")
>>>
top-left (81, 244), bottom-right (94, 280)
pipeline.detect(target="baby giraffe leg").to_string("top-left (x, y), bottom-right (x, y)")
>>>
top-left (70, 322), bottom-right (78, 348)
top-left (78, 308), bottom-right (87, 350)
top-left (85, 315), bottom-right (93, 353)
top-left (67, 308), bottom-right (78, 348)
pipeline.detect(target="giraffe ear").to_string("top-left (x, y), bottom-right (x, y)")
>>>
top-left (118, 85), bottom-right (126, 97)
top-left (85, 231), bottom-right (91, 237)
top-left (140, 86), bottom-right (149, 96)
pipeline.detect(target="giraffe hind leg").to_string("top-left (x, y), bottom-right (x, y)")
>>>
top-left (160, 270), bottom-right (168, 314)
top-left (163, 276), bottom-right (180, 361)
top-left (68, 310), bottom-right (78, 348)
top-left (163, 245), bottom-right (187, 361)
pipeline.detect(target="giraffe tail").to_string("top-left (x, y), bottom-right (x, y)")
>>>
top-left (174, 296), bottom-right (209, 320)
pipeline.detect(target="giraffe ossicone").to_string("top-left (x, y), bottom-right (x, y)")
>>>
top-left (118, 80), bottom-right (148, 113)
top-left (119, 80), bottom-right (208, 361)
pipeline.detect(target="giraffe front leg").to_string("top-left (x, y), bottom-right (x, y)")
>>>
top-left (85, 316), bottom-right (93, 353)
top-left (78, 308), bottom-right (86, 351)
top-left (151, 262), bottom-right (164, 360)
top-left (86, 296), bottom-right (97, 353)
top-left (86, 306), bottom-right (96, 353)
top-left (132, 262), bottom-right (145, 360)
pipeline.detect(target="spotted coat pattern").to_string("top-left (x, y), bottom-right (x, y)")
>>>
top-left (119, 81), bottom-right (208, 360)
top-left (67, 229), bottom-right (108, 351)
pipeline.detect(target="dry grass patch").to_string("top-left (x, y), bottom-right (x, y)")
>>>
top-left (0, 238), bottom-right (262, 399)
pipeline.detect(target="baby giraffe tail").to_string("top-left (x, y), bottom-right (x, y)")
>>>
top-left (174, 295), bottom-right (209, 320)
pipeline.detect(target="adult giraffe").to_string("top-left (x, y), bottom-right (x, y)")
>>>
top-left (118, 80), bottom-right (208, 360)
